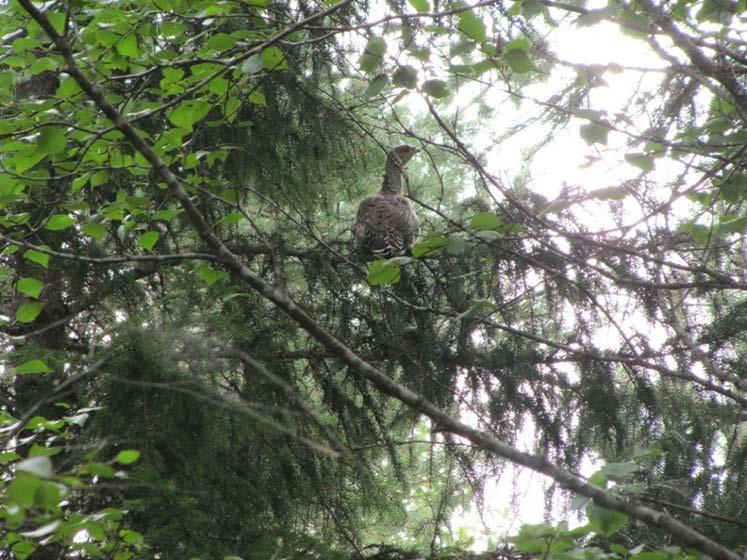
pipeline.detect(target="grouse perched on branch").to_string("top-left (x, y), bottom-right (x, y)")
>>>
top-left (353, 145), bottom-right (419, 259)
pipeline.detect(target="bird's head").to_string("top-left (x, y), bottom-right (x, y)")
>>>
top-left (389, 144), bottom-right (419, 165)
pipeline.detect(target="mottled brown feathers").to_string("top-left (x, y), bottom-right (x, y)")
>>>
top-left (353, 145), bottom-right (419, 259)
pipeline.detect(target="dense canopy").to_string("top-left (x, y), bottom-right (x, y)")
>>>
top-left (0, 0), bottom-right (746, 559)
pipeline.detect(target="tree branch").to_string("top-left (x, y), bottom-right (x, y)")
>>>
top-left (0, 234), bottom-right (222, 265)
top-left (634, 0), bottom-right (747, 121)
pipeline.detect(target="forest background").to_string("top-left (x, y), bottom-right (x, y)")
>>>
top-left (0, 0), bottom-right (746, 558)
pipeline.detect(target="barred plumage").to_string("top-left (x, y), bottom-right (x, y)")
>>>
top-left (353, 145), bottom-right (419, 259)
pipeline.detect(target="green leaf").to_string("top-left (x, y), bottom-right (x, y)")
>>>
top-left (470, 212), bottom-right (501, 230)
top-left (568, 524), bottom-right (593, 538)
top-left (90, 170), bottom-right (109, 187)
top-left (719, 214), bottom-right (747, 234)
top-left (632, 447), bottom-right (665, 460)
top-left (208, 78), bottom-right (228, 95)
top-left (505, 49), bottom-right (535, 73)
top-left (218, 212), bottom-right (243, 226)
top-left (168, 100), bottom-right (212, 130)
top-left (598, 461), bottom-right (638, 481)
top-left (197, 264), bottom-right (226, 286)
top-left (14, 148), bottom-right (46, 173)
top-left (160, 67), bottom-right (185, 91)
top-left (162, 21), bottom-right (187, 37)
top-left (459, 300), bottom-right (497, 318)
top-left (618, 9), bottom-right (650, 38)
top-left (635, 552), bottom-right (676, 560)
top-left (225, 97), bottom-right (242, 121)
top-left (520, 0), bottom-right (544, 17)
top-left (475, 230), bottom-right (503, 241)
top-left (262, 46), bottom-right (287, 70)
top-left (503, 37), bottom-right (530, 52)
top-left (704, 117), bottom-right (730, 134)
top-left (367, 259), bottom-right (401, 285)
top-left (154, 209), bottom-right (176, 221)
top-left (23, 249), bottom-right (49, 268)
top-left (114, 450), bottom-right (141, 465)
top-left (63, 201), bottom-right (90, 212)
top-left (56, 77), bottom-right (82, 98)
top-left (16, 277), bottom-right (44, 299)
top-left (446, 234), bottom-right (467, 255)
top-left (221, 189), bottom-right (239, 202)
top-left (411, 46), bottom-right (432, 62)
top-left (363, 74), bottom-right (388, 99)
top-left (385, 256), bottom-right (413, 266)
top-left (507, 523), bottom-right (557, 553)
top-left (408, 0), bottom-right (429, 11)
top-left (207, 32), bottom-right (237, 51)
top-left (696, 0), bottom-right (733, 23)
top-left (16, 360), bottom-right (51, 375)
top-left (458, 10), bottom-right (486, 43)
top-left (16, 456), bottom-right (53, 478)
top-left (617, 482), bottom-right (646, 495)
top-left (625, 152), bottom-right (655, 172)
top-left (16, 301), bottom-right (44, 323)
top-left (364, 35), bottom-right (387, 56)
top-left (412, 234), bottom-right (447, 256)
top-left (248, 91), bottom-right (266, 106)
top-left (29, 445), bottom-right (62, 459)
top-left (96, 29), bottom-right (120, 47)
top-left (137, 231), bottom-right (160, 252)
top-left (359, 37), bottom-right (387, 73)
top-left (78, 462), bottom-right (116, 477)
top-left (579, 122), bottom-right (610, 145)
top-left (26, 58), bottom-right (55, 79)
top-left (422, 79), bottom-right (449, 98)
top-left (83, 223), bottom-right (107, 240)
top-left (44, 214), bottom-right (75, 231)
top-left (588, 469), bottom-right (609, 488)
top-left (9, 474), bottom-right (41, 507)
top-left (0, 451), bottom-right (20, 463)
top-left (3, 55), bottom-right (27, 68)
top-left (499, 222), bottom-right (526, 235)
top-left (37, 127), bottom-right (66, 155)
top-left (120, 530), bottom-right (144, 545)
top-left (586, 502), bottom-right (629, 536)
top-left (392, 65), bottom-right (418, 89)
top-left (98, 507), bottom-right (125, 521)
top-left (47, 11), bottom-right (65, 34)
top-left (116, 34), bottom-right (138, 58)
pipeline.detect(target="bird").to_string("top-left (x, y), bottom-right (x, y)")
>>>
top-left (353, 145), bottom-right (419, 260)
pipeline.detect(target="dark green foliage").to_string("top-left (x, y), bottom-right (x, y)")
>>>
top-left (699, 298), bottom-right (747, 349)
top-left (83, 327), bottom-right (395, 558)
